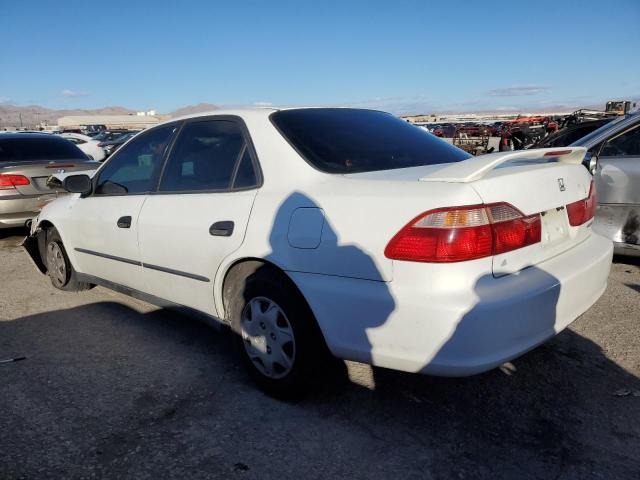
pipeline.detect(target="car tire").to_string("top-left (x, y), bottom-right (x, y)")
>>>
top-left (227, 265), bottom-right (327, 398)
top-left (45, 228), bottom-right (93, 292)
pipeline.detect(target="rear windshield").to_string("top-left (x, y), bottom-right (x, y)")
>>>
top-left (270, 109), bottom-right (471, 174)
top-left (0, 136), bottom-right (88, 162)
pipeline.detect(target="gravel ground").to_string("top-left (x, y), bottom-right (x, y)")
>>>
top-left (1, 227), bottom-right (639, 479)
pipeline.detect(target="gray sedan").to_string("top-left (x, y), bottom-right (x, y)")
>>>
top-left (0, 133), bottom-right (99, 229)
top-left (572, 112), bottom-right (640, 255)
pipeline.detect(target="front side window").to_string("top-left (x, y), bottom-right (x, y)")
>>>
top-left (159, 120), bottom-right (254, 192)
top-left (600, 124), bottom-right (640, 157)
top-left (270, 109), bottom-right (471, 174)
top-left (95, 125), bottom-right (177, 195)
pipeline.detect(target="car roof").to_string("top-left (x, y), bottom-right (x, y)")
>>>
top-left (61, 132), bottom-right (92, 140)
top-left (158, 106), bottom-right (390, 127)
top-left (0, 132), bottom-right (63, 140)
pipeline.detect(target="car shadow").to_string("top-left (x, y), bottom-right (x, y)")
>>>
top-left (260, 191), bottom-right (395, 370)
top-left (3, 194), bottom-right (639, 477)
top-left (2, 301), bottom-right (639, 478)
top-left (614, 254), bottom-right (640, 267)
top-left (0, 226), bottom-right (28, 240)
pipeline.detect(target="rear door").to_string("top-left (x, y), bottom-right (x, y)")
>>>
top-left (137, 117), bottom-right (260, 316)
top-left (593, 122), bottom-right (640, 246)
top-left (64, 124), bottom-right (179, 292)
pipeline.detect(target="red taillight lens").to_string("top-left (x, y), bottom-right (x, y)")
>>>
top-left (489, 204), bottom-right (541, 255)
top-left (567, 181), bottom-right (596, 226)
top-left (385, 203), bottom-right (541, 263)
top-left (0, 174), bottom-right (31, 190)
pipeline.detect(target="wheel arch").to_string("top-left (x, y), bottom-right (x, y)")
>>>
top-left (219, 257), bottom-right (289, 321)
top-left (22, 219), bottom-right (56, 274)
top-left (218, 257), bottom-right (327, 343)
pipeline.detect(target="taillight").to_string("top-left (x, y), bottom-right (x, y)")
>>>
top-left (489, 204), bottom-right (541, 255)
top-left (567, 181), bottom-right (596, 226)
top-left (0, 174), bottom-right (30, 190)
top-left (385, 203), bottom-right (541, 263)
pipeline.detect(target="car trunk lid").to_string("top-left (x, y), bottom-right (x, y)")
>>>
top-left (0, 160), bottom-right (99, 195)
top-left (419, 147), bottom-right (593, 276)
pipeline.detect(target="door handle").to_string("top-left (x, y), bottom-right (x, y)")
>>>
top-left (117, 216), bottom-right (132, 229)
top-left (209, 221), bottom-right (234, 237)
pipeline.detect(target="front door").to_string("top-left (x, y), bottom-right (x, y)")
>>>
top-left (137, 118), bottom-right (260, 316)
top-left (66, 123), bottom-right (179, 292)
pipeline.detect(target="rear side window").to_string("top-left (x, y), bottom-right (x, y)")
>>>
top-left (270, 109), bottom-right (471, 174)
top-left (0, 136), bottom-right (88, 162)
top-left (233, 148), bottom-right (258, 189)
top-left (159, 120), bottom-right (255, 192)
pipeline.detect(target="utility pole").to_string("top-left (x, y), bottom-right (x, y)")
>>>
top-left (19, 112), bottom-right (23, 128)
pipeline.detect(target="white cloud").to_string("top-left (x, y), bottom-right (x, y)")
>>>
top-left (0, 96), bottom-right (10, 104)
top-left (254, 101), bottom-right (273, 107)
top-left (486, 85), bottom-right (551, 96)
top-left (61, 89), bottom-right (89, 98)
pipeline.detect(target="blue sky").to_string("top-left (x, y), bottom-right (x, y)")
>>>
top-left (1, 0), bottom-right (639, 114)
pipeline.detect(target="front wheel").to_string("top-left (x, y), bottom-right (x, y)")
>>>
top-left (228, 266), bottom-right (328, 397)
top-left (45, 228), bottom-right (93, 292)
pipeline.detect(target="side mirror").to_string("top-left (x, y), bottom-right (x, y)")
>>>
top-left (589, 155), bottom-right (598, 175)
top-left (62, 174), bottom-right (92, 195)
top-left (582, 152), bottom-right (598, 175)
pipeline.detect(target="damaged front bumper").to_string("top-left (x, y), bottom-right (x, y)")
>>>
top-left (21, 219), bottom-right (47, 274)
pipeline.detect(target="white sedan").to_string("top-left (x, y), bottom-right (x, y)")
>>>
top-left (23, 108), bottom-right (612, 396)
top-left (60, 133), bottom-right (106, 161)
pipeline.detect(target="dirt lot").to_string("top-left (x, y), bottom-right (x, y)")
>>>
top-left (1, 227), bottom-right (639, 479)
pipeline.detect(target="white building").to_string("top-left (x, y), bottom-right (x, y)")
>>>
top-left (57, 114), bottom-right (163, 130)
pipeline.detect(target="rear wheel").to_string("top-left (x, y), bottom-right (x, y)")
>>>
top-left (227, 265), bottom-right (327, 397)
top-left (45, 228), bottom-right (93, 291)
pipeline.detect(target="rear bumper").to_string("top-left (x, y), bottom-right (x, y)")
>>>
top-left (0, 194), bottom-right (55, 228)
top-left (290, 232), bottom-right (613, 376)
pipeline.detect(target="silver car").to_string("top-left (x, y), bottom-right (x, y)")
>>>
top-left (572, 112), bottom-right (640, 255)
top-left (0, 133), bottom-right (99, 229)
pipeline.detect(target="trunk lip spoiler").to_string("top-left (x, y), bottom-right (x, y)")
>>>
top-left (420, 147), bottom-right (588, 183)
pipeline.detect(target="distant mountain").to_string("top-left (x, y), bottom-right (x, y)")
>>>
top-left (1, 96), bottom-right (636, 129)
top-left (168, 103), bottom-right (220, 117)
top-left (0, 102), bottom-right (221, 129)
top-left (0, 104), bottom-right (137, 129)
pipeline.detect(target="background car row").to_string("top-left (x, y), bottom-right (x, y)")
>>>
top-left (1, 109), bottom-right (639, 255)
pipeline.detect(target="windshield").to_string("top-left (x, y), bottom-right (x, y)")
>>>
top-left (0, 136), bottom-right (89, 162)
top-left (570, 115), bottom-right (631, 147)
top-left (271, 109), bottom-right (471, 174)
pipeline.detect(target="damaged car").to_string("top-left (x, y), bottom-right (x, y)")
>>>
top-left (22, 108), bottom-right (612, 396)
top-left (572, 112), bottom-right (640, 255)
